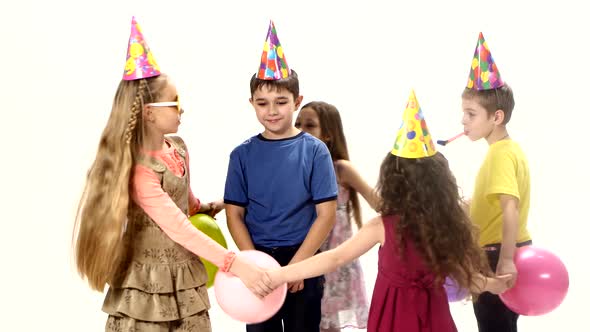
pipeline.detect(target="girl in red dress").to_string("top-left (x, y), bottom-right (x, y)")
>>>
top-left (260, 151), bottom-right (512, 331)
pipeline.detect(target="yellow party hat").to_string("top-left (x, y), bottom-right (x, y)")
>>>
top-left (391, 90), bottom-right (437, 158)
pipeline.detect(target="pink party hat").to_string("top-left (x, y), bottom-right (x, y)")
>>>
top-left (123, 17), bottom-right (161, 80)
top-left (257, 20), bottom-right (290, 80)
top-left (466, 32), bottom-right (504, 90)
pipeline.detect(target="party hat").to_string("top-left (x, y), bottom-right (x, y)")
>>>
top-left (123, 17), bottom-right (161, 80)
top-left (466, 32), bottom-right (504, 90)
top-left (391, 90), bottom-right (437, 159)
top-left (257, 20), bottom-right (290, 80)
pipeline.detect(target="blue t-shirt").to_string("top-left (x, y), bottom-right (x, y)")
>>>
top-left (224, 132), bottom-right (338, 247)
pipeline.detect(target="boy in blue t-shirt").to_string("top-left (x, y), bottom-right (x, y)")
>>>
top-left (224, 21), bottom-right (338, 332)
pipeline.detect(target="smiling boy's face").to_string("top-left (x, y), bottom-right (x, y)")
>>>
top-left (250, 85), bottom-right (303, 139)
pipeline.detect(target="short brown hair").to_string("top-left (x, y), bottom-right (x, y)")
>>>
top-left (250, 69), bottom-right (299, 99)
top-left (462, 83), bottom-right (515, 124)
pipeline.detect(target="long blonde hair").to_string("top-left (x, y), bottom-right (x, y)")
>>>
top-left (73, 74), bottom-right (169, 291)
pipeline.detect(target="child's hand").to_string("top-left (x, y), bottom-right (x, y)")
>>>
top-left (204, 199), bottom-right (225, 218)
top-left (287, 280), bottom-right (304, 293)
top-left (248, 268), bottom-right (288, 298)
top-left (259, 268), bottom-right (284, 290)
top-left (496, 258), bottom-right (518, 288)
top-left (486, 274), bottom-right (514, 294)
top-left (229, 256), bottom-right (274, 298)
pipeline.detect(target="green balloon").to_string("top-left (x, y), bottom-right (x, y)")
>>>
top-left (189, 213), bottom-right (228, 288)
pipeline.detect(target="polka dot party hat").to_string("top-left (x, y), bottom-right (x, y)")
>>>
top-left (466, 32), bottom-right (504, 90)
top-left (390, 90), bottom-right (437, 159)
top-left (123, 17), bottom-right (161, 81)
top-left (257, 20), bottom-right (290, 80)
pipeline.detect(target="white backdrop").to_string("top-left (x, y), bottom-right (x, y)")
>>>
top-left (1, 0), bottom-right (588, 330)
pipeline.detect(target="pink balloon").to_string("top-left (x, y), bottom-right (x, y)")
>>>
top-left (214, 250), bottom-right (287, 323)
top-left (500, 246), bottom-right (569, 316)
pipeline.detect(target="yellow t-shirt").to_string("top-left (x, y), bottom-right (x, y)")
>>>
top-left (470, 140), bottom-right (532, 246)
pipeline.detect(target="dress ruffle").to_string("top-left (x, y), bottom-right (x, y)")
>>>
top-left (105, 308), bottom-right (212, 331)
top-left (118, 258), bottom-right (208, 293)
top-left (103, 258), bottom-right (210, 322)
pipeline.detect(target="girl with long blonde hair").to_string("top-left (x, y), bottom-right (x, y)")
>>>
top-left (73, 17), bottom-right (269, 331)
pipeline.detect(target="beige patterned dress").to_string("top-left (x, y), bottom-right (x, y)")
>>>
top-left (102, 137), bottom-right (212, 332)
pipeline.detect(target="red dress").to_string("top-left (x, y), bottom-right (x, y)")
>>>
top-left (367, 215), bottom-right (458, 332)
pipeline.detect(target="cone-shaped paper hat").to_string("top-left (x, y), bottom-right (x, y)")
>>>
top-left (257, 20), bottom-right (290, 80)
top-left (123, 17), bottom-right (161, 80)
top-left (391, 90), bottom-right (437, 159)
top-left (466, 32), bottom-right (503, 90)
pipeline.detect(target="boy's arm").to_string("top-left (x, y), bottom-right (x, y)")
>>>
top-left (497, 194), bottom-right (520, 287)
top-left (224, 148), bottom-right (255, 250)
top-left (290, 200), bottom-right (337, 264)
top-left (226, 204), bottom-right (255, 251)
top-left (286, 200), bottom-right (336, 292)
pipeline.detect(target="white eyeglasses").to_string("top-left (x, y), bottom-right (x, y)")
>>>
top-left (146, 97), bottom-right (183, 114)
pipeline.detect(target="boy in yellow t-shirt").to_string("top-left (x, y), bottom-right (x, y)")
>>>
top-left (461, 33), bottom-right (531, 332)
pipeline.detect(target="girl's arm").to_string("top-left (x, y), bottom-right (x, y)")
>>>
top-left (184, 147), bottom-right (201, 215)
top-left (133, 165), bottom-right (229, 267)
top-left (470, 273), bottom-right (513, 294)
top-left (187, 180), bottom-right (201, 215)
top-left (335, 160), bottom-right (380, 210)
top-left (133, 166), bottom-right (271, 296)
top-left (265, 216), bottom-right (385, 287)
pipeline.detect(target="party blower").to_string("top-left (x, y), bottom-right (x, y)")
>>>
top-left (436, 132), bottom-right (465, 146)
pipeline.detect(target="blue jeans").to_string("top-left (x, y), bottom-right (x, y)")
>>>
top-left (473, 240), bottom-right (532, 332)
top-left (246, 244), bottom-right (324, 332)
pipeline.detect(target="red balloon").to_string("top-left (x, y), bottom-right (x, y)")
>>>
top-left (500, 246), bottom-right (569, 316)
top-left (214, 250), bottom-right (287, 323)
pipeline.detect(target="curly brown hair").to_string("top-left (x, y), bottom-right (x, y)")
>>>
top-left (376, 152), bottom-right (489, 290)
